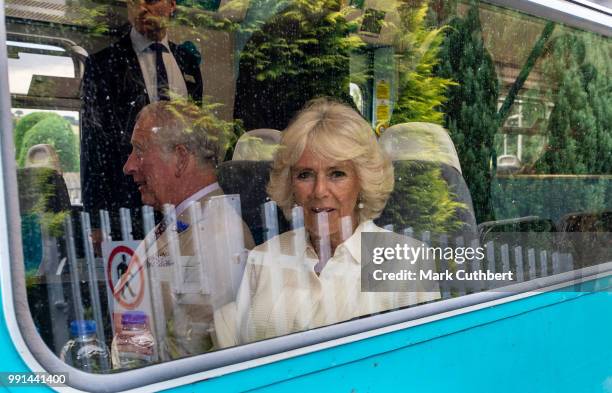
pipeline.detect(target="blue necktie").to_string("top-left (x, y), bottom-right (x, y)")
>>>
top-left (149, 42), bottom-right (169, 101)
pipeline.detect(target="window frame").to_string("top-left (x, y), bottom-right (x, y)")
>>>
top-left (0, 0), bottom-right (610, 391)
top-left (486, 0), bottom-right (611, 37)
top-left (6, 32), bottom-right (86, 111)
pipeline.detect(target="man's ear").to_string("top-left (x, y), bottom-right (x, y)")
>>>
top-left (174, 144), bottom-right (190, 177)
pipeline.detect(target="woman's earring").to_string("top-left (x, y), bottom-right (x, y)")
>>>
top-left (357, 195), bottom-right (364, 210)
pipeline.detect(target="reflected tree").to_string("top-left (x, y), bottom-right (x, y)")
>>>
top-left (381, 0), bottom-right (466, 235)
top-left (233, 0), bottom-right (361, 131)
top-left (378, 161), bottom-right (468, 235)
top-left (535, 33), bottom-right (612, 175)
top-left (14, 112), bottom-right (51, 154)
top-left (17, 113), bottom-right (79, 173)
top-left (390, 0), bottom-right (455, 125)
top-left (436, 1), bottom-right (499, 223)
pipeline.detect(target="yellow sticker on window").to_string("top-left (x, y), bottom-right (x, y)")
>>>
top-left (376, 80), bottom-right (390, 100)
top-left (376, 104), bottom-right (389, 121)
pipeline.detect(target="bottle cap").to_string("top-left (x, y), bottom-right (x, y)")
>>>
top-left (121, 311), bottom-right (148, 325)
top-left (70, 320), bottom-right (96, 336)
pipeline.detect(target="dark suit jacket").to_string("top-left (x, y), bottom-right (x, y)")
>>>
top-left (80, 33), bottom-right (203, 237)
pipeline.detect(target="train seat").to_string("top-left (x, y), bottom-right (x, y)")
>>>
top-left (376, 122), bottom-right (477, 241)
top-left (220, 129), bottom-right (287, 245)
top-left (231, 128), bottom-right (282, 161)
top-left (18, 144), bottom-right (71, 273)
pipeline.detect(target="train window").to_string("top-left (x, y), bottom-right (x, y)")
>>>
top-left (1, 0), bottom-right (610, 390)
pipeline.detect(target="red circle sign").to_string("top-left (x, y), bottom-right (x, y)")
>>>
top-left (107, 245), bottom-right (145, 309)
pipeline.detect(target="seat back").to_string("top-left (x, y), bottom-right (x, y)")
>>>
top-left (232, 129), bottom-right (282, 161)
top-left (380, 122), bottom-right (462, 174)
top-left (375, 160), bottom-right (477, 239)
top-left (24, 143), bottom-right (62, 171)
top-left (17, 166), bottom-right (71, 271)
top-left (217, 160), bottom-right (290, 245)
top-left (377, 123), bottom-right (476, 239)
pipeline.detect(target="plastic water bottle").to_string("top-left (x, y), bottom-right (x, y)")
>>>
top-left (59, 320), bottom-right (110, 373)
top-left (111, 311), bottom-right (156, 369)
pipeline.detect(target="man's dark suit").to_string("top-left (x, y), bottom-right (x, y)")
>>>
top-left (80, 33), bottom-right (203, 238)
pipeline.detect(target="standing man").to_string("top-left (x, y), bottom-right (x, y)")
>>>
top-left (80, 0), bottom-right (203, 240)
top-left (123, 101), bottom-right (254, 360)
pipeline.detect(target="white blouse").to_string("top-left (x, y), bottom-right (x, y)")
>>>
top-left (214, 220), bottom-right (440, 348)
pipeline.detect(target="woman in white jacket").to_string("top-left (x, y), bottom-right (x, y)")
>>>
top-left (214, 98), bottom-right (438, 347)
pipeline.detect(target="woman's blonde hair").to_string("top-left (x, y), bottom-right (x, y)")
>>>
top-left (267, 98), bottom-right (394, 222)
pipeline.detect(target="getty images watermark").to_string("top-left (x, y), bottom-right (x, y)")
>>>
top-left (360, 232), bottom-right (514, 292)
top-left (361, 231), bottom-right (611, 293)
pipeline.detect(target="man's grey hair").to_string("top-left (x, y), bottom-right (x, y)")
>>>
top-left (136, 101), bottom-right (227, 168)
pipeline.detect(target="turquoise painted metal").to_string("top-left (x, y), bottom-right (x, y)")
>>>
top-left (0, 289), bottom-right (51, 392)
top-left (169, 278), bottom-right (612, 393)
top-left (2, 277), bottom-right (612, 392)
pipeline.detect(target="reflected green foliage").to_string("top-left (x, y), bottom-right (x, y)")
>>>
top-left (25, 269), bottom-right (41, 288)
top-left (378, 123), bottom-right (469, 234)
top-left (492, 177), bottom-right (611, 225)
top-left (233, 0), bottom-right (361, 130)
top-left (534, 33), bottom-right (612, 176)
top-left (380, 161), bottom-right (467, 234)
top-left (38, 210), bottom-right (69, 239)
top-left (425, 0), bottom-right (457, 27)
top-left (174, 0), bottom-right (241, 32)
top-left (436, 2), bottom-right (499, 223)
top-left (159, 96), bottom-right (240, 164)
top-left (18, 114), bottom-right (79, 172)
top-left (14, 112), bottom-right (51, 154)
top-left (348, 51), bottom-right (370, 97)
top-left (390, 0), bottom-right (455, 125)
top-left (380, 1), bottom-right (462, 235)
top-left (240, 0), bottom-right (360, 81)
top-left (18, 167), bottom-right (69, 237)
top-left (164, 96), bottom-right (237, 160)
top-left (497, 32), bottom-right (612, 223)
top-left (65, 0), bottom-right (112, 36)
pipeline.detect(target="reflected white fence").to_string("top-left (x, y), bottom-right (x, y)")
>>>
top-left (36, 196), bottom-right (588, 370)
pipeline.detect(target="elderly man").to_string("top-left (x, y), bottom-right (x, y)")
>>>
top-left (81, 0), bottom-right (203, 240)
top-left (122, 101), bottom-right (253, 360)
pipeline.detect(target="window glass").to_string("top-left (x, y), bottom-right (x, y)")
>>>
top-left (4, 0), bottom-right (610, 378)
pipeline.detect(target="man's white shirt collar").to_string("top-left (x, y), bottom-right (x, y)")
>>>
top-left (175, 182), bottom-right (221, 216)
top-left (130, 27), bottom-right (171, 54)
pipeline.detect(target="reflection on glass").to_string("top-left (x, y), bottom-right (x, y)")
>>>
top-left (5, 0), bottom-right (610, 375)
top-left (313, 211), bottom-right (332, 273)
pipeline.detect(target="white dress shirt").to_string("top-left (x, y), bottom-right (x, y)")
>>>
top-left (130, 28), bottom-right (188, 102)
